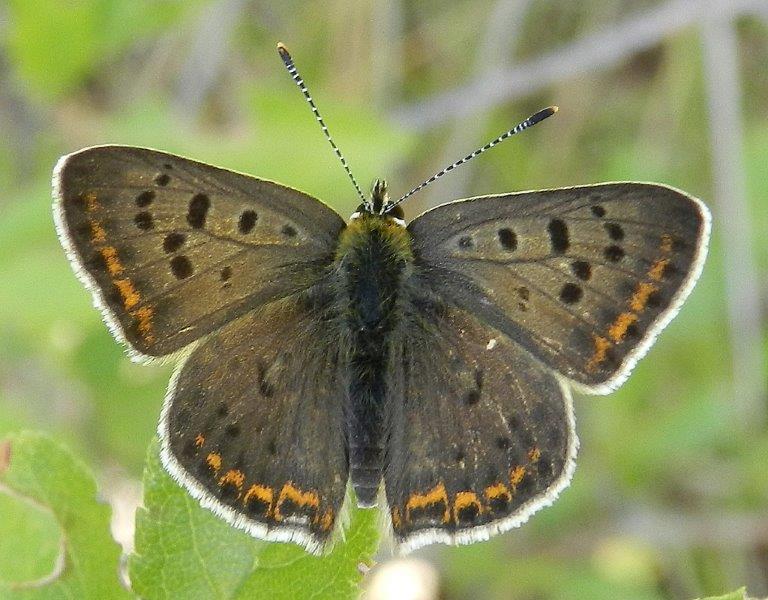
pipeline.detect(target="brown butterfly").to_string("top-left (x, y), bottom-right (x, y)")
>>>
top-left (53, 43), bottom-right (710, 554)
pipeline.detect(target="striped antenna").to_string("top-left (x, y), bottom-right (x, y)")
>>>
top-left (277, 42), bottom-right (366, 205)
top-left (388, 106), bottom-right (559, 210)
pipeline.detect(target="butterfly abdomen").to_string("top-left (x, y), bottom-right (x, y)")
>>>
top-left (336, 215), bottom-right (413, 507)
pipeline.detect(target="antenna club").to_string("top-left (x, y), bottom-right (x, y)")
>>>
top-left (529, 106), bottom-right (558, 125)
top-left (276, 42), bottom-right (291, 63)
top-left (391, 106), bottom-right (558, 208)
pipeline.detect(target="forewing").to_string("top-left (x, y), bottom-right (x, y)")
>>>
top-left (385, 302), bottom-right (576, 553)
top-left (160, 291), bottom-right (347, 554)
top-left (53, 145), bottom-right (345, 360)
top-left (408, 183), bottom-right (710, 392)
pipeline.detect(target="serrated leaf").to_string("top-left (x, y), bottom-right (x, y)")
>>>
top-left (130, 438), bottom-right (379, 600)
top-left (0, 431), bottom-right (129, 599)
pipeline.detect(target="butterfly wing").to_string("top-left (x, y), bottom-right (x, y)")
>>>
top-left (407, 183), bottom-right (710, 392)
top-left (160, 290), bottom-right (347, 554)
top-left (53, 145), bottom-right (345, 360)
top-left (384, 300), bottom-right (576, 552)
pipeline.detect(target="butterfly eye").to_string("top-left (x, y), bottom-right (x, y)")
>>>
top-left (355, 203), bottom-right (367, 213)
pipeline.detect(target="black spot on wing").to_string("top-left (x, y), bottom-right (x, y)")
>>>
top-left (498, 228), bottom-right (517, 251)
top-left (163, 232), bottom-right (186, 253)
top-left (239, 210), bottom-right (257, 234)
top-left (134, 211), bottom-right (153, 230)
top-left (135, 190), bottom-right (155, 207)
top-left (187, 193), bottom-right (210, 229)
top-left (604, 245), bottom-right (625, 262)
top-left (170, 255), bottom-right (193, 279)
top-left (604, 222), bottom-right (624, 241)
top-left (559, 283), bottom-right (582, 304)
top-left (571, 260), bottom-right (591, 280)
top-left (547, 219), bottom-right (569, 253)
top-left (465, 389), bottom-right (480, 406)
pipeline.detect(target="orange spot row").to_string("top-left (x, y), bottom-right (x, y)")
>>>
top-left (83, 192), bottom-right (155, 344)
top-left (197, 443), bottom-right (335, 532)
top-left (395, 447), bottom-right (548, 530)
top-left (275, 482), bottom-right (320, 521)
top-left (648, 257), bottom-right (669, 281)
top-left (114, 279), bottom-right (140, 310)
top-left (587, 335), bottom-right (612, 373)
top-left (99, 246), bottom-right (124, 276)
top-left (243, 483), bottom-right (274, 513)
top-left (219, 469), bottom-right (245, 490)
top-left (206, 452), bottom-right (222, 473)
top-left (89, 221), bottom-right (107, 244)
top-left (608, 312), bottom-right (638, 343)
top-left (405, 483), bottom-right (450, 524)
top-left (318, 509), bottom-right (334, 532)
top-left (484, 482), bottom-right (511, 503)
top-left (453, 491), bottom-right (483, 521)
top-left (587, 232), bottom-right (675, 371)
top-left (630, 282), bottom-right (658, 313)
top-left (134, 306), bottom-right (155, 342)
top-left (510, 465), bottom-right (527, 486)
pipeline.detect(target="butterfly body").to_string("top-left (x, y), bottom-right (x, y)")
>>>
top-left (54, 145), bottom-right (710, 554)
top-left (334, 210), bottom-right (414, 507)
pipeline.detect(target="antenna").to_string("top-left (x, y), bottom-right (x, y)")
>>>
top-left (277, 42), bottom-right (367, 205)
top-left (388, 106), bottom-right (559, 210)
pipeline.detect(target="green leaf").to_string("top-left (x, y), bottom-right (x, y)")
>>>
top-left (696, 589), bottom-right (748, 600)
top-left (130, 438), bottom-right (379, 599)
top-left (0, 491), bottom-right (59, 586)
top-left (0, 431), bottom-right (129, 599)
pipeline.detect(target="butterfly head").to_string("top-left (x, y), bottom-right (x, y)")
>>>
top-left (351, 179), bottom-right (405, 224)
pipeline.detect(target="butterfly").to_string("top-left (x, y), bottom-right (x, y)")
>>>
top-left (52, 43), bottom-right (710, 554)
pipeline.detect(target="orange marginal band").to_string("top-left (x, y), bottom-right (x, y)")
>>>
top-left (587, 232), bottom-right (675, 371)
top-left (405, 483), bottom-right (450, 524)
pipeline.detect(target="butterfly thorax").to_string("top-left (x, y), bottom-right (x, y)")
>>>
top-left (334, 212), bottom-right (413, 507)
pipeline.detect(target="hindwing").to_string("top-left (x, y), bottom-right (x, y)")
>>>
top-left (385, 300), bottom-right (576, 552)
top-left (160, 290), bottom-right (347, 554)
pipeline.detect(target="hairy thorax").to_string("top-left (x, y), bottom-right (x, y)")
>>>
top-left (336, 214), bottom-right (413, 332)
top-left (334, 213), bottom-right (414, 506)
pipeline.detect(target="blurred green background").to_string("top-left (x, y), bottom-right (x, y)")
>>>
top-left (0, 1), bottom-right (766, 598)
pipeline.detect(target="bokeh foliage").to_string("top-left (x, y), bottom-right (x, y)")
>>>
top-left (0, 1), bottom-right (766, 598)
